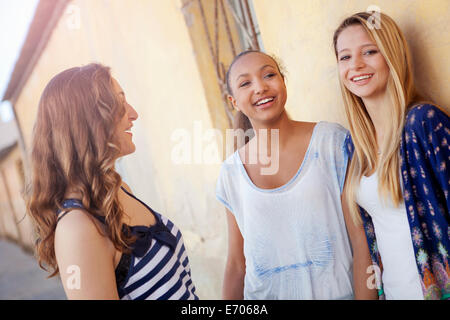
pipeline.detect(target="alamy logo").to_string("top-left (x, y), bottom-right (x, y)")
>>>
top-left (170, 121), bottom-right (280, 175)
top-left (366, 5), bottom-right (381, 30)
top-left (66, 265), bottom-right (81, 290)
top-left (65, 4), bottom-right (81, 30)
top-left (366, 264), bottom-right (382, 290)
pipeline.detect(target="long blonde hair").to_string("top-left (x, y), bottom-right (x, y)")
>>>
top-left (26, 63), bottom-right (135, 277)
top-left (333, 12), bottom-right (421, 224)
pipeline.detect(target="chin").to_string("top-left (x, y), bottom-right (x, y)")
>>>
top-left (119, 145), bottom-right (136, 158)
top-left (258, 108), bottom-right (286, 124)
top-left (128, 145), bottom-right (136, 155)
top-left (348, 88), bottom-right (375, 99)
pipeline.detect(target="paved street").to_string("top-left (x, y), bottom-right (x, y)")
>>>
top-left (0, 239), bottom-right (65, 299)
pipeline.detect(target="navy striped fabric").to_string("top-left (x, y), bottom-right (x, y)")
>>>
top-left (57, 191), bottom-right (198, 300)
top-left (118, 210), bottom-right (198, 300)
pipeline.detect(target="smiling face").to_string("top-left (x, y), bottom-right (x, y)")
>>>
top-left (111, 77), bottom-right (138, 157)
top-left (336, 24), bottom-right (390, 102)
top-left (227, 52), bottom-right (287, 124)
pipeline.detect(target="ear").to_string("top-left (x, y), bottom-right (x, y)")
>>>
top-left (227, 95), bottom-right (239, 111)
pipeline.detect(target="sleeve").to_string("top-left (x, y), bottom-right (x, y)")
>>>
top-left (338, 131), bottom-right (351, 193)
top-left (404, 104), bottom-right (450, 212)
top-left (215, 164), bottom-right (234, 213)
top-left (344, 131), bottom-right (355, 160)
top-left (328, 124), bottom-right (351, 194)
top-left (340, 131), bottom-right (351, 193)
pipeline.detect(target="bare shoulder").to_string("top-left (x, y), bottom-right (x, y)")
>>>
top-left (55, 209), bottom-right (109, 253)
top-left (55, 209), bottom-right (100, 236)
top-left (54, 209), bottom-right (118, 299)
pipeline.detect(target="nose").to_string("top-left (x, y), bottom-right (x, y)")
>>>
top-left (254, 78), bottom-right (268, 95)
top-left (350, 54), bottom-right (365, 70)
top-left (127, 103), bottom-right (138, 121)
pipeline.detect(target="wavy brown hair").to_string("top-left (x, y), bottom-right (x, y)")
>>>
top-left (26, 63), bottom-right (135, 277)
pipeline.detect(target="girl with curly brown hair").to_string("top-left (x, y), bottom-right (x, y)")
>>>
top-left (26, 63), bottom-right (198, 300)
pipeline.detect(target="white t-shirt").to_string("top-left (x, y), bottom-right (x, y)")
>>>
top-left (216, 122), bottom-right (354, 299)
top-left (357, 172), bottom-right (424, 300)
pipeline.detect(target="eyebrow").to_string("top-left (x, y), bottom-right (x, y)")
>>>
top-left (337, 43), bottom-right (377, 54)
top-left (235, 64), bottom-right (276, 81)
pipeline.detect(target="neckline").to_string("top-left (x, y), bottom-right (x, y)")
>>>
top-left (362, 172), bottom-right (377, 179)
top-left (119, 186), bottom-right (161, 229)
top-left (60, 189), bottom-right (161, 229)
top-left (235, 121), bottom-right (321, 193)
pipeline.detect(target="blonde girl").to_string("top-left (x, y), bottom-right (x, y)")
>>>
top-left (334, 12), bottom-right (449, 300)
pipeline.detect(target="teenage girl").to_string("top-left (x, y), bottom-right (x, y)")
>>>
top-left (26, 64), bottom-right (198, 300)
top-left (333, 12), bottom-right (449, 300)
top-left (216, 50), bottom-right (377, 299)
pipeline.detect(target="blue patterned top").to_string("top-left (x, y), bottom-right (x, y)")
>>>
top-left (345, 104), bottom-right (449, 300)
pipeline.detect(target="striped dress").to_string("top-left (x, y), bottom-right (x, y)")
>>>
top-left (57, 187), bottom-right (198, 300)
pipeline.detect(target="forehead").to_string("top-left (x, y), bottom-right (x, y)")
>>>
top-left (111, 77), bottom-right (124, 95)
top-left (230, 52), bottom-right (277, 78)
top-left (336, 24), bottom-right (374, 51)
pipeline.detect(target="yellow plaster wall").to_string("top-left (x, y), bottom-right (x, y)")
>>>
top-left (0, 147), bottom-right (30, 246)
top-left (2, 147), bottom-right (33, 249)
top-left (181, 0), bottom-right (242, 131)
top-left (252, 0), bottom-right (450, 125)
top-left (0, 172), bottom-right (20, 241)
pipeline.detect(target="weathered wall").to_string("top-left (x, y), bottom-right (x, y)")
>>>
top-left (0, 146), bottom-right (32, 249)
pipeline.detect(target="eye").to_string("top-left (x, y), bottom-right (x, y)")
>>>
top-left (339, 55), bottom-right (350, 61)
top-left (364, 49), bottom-right (378, 55)
top-left (239, 81), bottom-right (250, 88)
top-left (264, 73), bottom-right (276, 79)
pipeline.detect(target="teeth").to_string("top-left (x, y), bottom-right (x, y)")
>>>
top-left (352, 74), bottom-right (373, 81)
top-left (256, 97), bottom-right (274, 106)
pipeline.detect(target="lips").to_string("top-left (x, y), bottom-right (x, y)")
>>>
top-left (253, 96), bottom-right (275, 109)
top-left (350, 73), bottom-right (374, 82)
top-left (124, 125), bottom-right (133, 136)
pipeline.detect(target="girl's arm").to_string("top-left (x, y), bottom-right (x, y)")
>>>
top-left (222, 209), bottom-right (245, 299)
top-left (55, 209), bottom-right (119, 299)
top-left (341, 193), bottom-right (378, 300)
